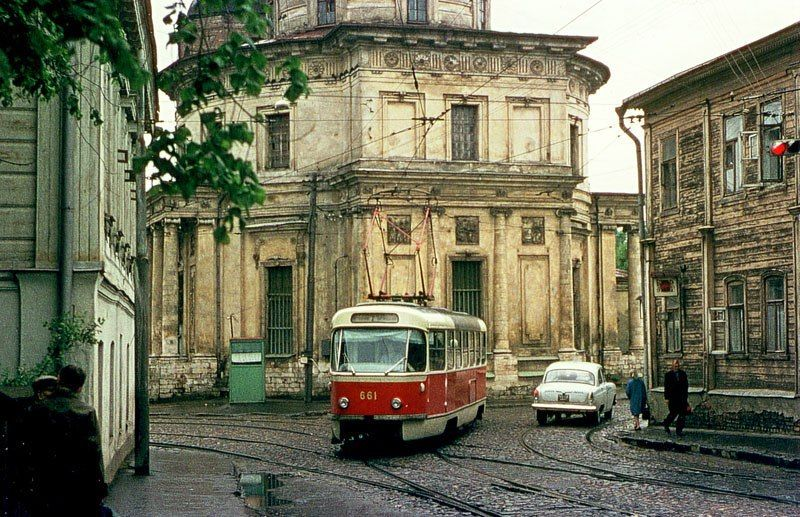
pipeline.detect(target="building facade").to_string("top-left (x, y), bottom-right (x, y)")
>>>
top-left (0, 1), bottom-right (157, 477)
top-left (619, 22), bottom-right (800, 433)
top-left (148, 0), bottom-right (644, 399)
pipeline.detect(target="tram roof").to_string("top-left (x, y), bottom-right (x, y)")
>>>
top-left (331, 302), bottom-right (487, 332)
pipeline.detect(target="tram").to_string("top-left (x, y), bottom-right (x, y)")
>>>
top-left (329, 302), bottom-right (488, 444)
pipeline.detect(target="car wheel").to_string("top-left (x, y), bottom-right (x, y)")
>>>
top-left (604, 401), bottom-right (614, 420)
top-left (536, 411), bottom-right (548, 426)
top-left (587, 410), bottom-right (600, 426)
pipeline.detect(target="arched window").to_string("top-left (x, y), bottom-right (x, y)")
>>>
top-left (726, 278), bottom-right (746, 353)
top-left (764, 274), bottom-right (786, 353)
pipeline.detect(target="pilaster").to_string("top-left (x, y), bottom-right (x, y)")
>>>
top-left (627, 229), bottom-right (644, 351)
top-left (556, 208), bottom-right (577, 357)
top-left (161, 220), bottom-right (180, 355)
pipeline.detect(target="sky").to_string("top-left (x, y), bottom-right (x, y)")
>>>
top-left (151, 0), bottom-right (794, 193)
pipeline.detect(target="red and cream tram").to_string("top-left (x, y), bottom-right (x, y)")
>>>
top-left (329, 302), bottom-right (488, 443)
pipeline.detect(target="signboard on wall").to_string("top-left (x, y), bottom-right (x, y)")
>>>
top-left (654, 277), bottom-right (678, 297)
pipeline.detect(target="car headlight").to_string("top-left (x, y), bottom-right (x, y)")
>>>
top-left (338, 397), bottom-right (349, 409)
top-left (391, 397), bottom-right (402, 410)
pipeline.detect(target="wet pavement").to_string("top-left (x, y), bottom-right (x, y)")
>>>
top-left (107, 397), bottom-right (800, 516)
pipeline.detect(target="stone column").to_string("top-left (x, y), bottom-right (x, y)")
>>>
top-left (627, 229), bottom-right (644, 352)
top-left (556, 209), bottom-right (579, 360)
top-left (600, 224), bottom-right (620, 355)
top-left (161, 220), bottom-right (180, 355)
top-left (490, 208), bottom-right (516, 387)
top-left (194, 221), bottom-right (217, 355)
top-left (150, 223), bottom-right (164, 356)
top-left (491, 208), bottom-right (510, 352)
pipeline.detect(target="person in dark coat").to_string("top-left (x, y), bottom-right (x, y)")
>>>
top-left (663, 359), bottom-right (689, 436)
top-left (23, 365), bottom-right (107, 516)
top-left (625, 371), bottom-right (647, 431)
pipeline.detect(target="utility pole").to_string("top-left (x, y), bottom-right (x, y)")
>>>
top-left (304, 172), bottom-right (318, 403)
top-left (133, 93), bottom-right (150, 475)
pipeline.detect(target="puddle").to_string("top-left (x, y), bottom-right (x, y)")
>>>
top-left (239, 473), bottom-right (291, 512)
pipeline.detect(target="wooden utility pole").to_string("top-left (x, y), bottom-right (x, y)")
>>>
top-left (304, 172), bottom-right (318, 403)
top-left (134, 111), bottom-right (150, 475)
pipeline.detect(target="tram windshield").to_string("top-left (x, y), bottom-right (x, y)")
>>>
top-left (332, 328), bottom-right (427, 373)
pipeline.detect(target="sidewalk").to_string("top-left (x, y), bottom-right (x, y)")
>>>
top-left (616, 420), bottom-right (800, 469)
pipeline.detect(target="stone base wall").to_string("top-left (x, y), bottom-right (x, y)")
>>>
top-left (649, 388), bottom-right (800, 435)
top-left (602, 347), bottom-right (644, 383)
top-left (149, 355), bottom-right (219, 400)
top-left (264, 358), bottom-right (330, 397)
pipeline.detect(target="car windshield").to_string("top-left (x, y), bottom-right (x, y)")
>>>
top-left (544, 368), bottom-right (595, 385)
top-left (332, 328), bottom-right (426, 373)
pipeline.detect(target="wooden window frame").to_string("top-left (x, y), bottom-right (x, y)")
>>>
top-left (725, 277), bottom-right (747, 354)
top-left (723, 114), bottom-right (743, 195)
top-left (317, 0), bottom-right (335, 26)
top-left (760, 98), bottom-right (783, 183)
top-left (407, 0), bottom-right (428, 23)
top-left (763, 273), bottom-right (787, 354)
top-left (663, 295), bottom-right (681, 354)
top-left (660, 133), bottom-right (678, 210)
top-left (266, 113), bottom-right (290, 169)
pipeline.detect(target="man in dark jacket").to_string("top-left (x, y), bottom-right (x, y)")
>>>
top-left (23, 365), bottom-right (107, 516)
top-left (663, 359), bottom-right (689, 436)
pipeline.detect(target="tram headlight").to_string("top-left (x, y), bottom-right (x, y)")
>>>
top-left (338, 397), bottom-right (349, 409)
top-left (391, 397), bottom-right (402, 410)
top-left (419, 382), bottom-right (426, 393)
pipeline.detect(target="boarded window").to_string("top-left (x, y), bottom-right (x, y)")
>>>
top-left (455, 216), bottom-right (479, 245)
top-left (764, 275), bottom-right (786, 353)
top-left (408, 0), bottom-right (427, 22)
top-left (727, 280), bottom-right (745, 353)
top-left (452, 105), bottom-right (478, 161)
top-left (724, 115), bottom-right (743, 194)
top-left (317, 0), bottom-right (335, 25)
top-left (761, 99), bottom-right (783, 182)
top-left (267, 113), bottom-right (290, 169)
top-left (661, 135), bottom-right (677, 209)
top-left (522, 217), bottom-right (545, 244)
top-left (665, 296), bottom-right (681, 353)
top-left (387, 215), bottom-right (411, 244)
top-left (452, 261), bottom-right (482, 317)
top-left (266, 266), bottom-right (293, 356)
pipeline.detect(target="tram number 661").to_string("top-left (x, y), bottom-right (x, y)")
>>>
top-left (360, 391), bottom-right (377, 401)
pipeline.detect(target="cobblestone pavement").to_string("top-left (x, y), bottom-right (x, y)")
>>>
top-left (110, 402), bottom-right (800, 516)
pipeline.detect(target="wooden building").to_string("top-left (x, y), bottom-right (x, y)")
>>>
top-left (619, 22), bottom-right (800, 433)
top-left (148, 0), bottom-right (644, 399)
top-left (0, 1), bottom-right (158, 477)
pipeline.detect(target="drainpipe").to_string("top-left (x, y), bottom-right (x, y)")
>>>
top-left (216, 194), bottom-right (225, 384)
top-left (616, 106), bottom-right (649, 388)
top-left (59, 86), bottom-right (75, 315)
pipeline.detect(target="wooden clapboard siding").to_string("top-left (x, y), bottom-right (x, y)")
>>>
top-left (0, 105), bottom-right (37, 268)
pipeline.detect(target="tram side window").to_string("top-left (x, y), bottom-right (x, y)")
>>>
top-left (408, 330), bottom-right (427, 372)
top-left (462, 331), bottom-right (470, 367)
top-left (468, 331), bottom-right (476, 366)
top-left (446, 332), bottom-right (455, 370)
top-left (480, 333), bottom-right (487, 364)
top-left (454, 333), bottom-right (462, 369)
top-left (430, 331), bottom-right (446, 371)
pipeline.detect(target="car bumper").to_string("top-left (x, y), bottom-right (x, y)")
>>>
top-left (531, 402), bottom-right (598, 413)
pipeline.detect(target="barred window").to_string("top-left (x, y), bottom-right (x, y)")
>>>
top-left (452, 105), bottom-right (478, 161)
top-left (761, 99), bottom-right (783, 182)
top-left (522, 217), bottom-right (545, 244)
top-left (661, 135), bottom-right (677, 209)
top-left (455, 216), bottom-right (479, 245)
top-left (387, 215), bottom-right (411, 244)
top-left (452, 260), bottom-right (482, 317)
top-left (266, 266), bottom-right (293, 356)
top-left (727, 280), bottom-right (745, 353)
top-left (408, 0), bottom-right (427, 22)
top-left (267, 113), bottom-right (290, 169)
top-left (764, 275), bottom-right (786, 353)
top-left (318, 0), bottom-right (335, 25)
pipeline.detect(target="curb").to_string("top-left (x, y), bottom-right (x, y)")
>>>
top-left (618, 434), bottom-right (800, 470)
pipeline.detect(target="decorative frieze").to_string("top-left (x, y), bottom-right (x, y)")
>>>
top-left (372, 49), bottom-right (565, 77)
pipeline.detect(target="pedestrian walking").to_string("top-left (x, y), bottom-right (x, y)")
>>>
top-left (23, 365), bottom-right (107, 516)
top-left (663, 359), bottom-right (689, 436)
top-left (625, 371), bottom-right (647, 431)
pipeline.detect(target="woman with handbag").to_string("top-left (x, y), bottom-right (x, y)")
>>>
top-left (626, 370), bottom-right (648, 431)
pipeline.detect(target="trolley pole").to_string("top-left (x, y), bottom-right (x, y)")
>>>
top-left (304, 172), bottom-right (318, 404)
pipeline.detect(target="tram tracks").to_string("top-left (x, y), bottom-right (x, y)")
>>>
top-left (149, 416), bottom-right (317, 436)
top-left (519, 427), bottom-right (800, 507)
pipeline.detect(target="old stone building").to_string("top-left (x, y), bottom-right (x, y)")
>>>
top-left (619, 22), bottom-right (800, 433)
top-left (148, 0), bottom-right (643, 399)
top-left (0, 1), bottom-right (158, 476)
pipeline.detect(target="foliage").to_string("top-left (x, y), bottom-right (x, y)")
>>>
top-left (1, 0), bottom-right (310, 243)
top-left (0, 314), bottom-right (102, 388)
top-left (615, 228), bottom-right (628, 271)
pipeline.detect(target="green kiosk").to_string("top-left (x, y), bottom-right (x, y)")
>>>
top-left (229, 339), bottom-right (266, 403)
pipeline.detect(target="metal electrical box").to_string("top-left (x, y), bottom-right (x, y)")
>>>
top-left (229, 339), bottom-right (265, 403)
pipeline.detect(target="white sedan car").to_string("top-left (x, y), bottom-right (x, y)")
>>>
top-left (531, 361), bottom-right (616, 426)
